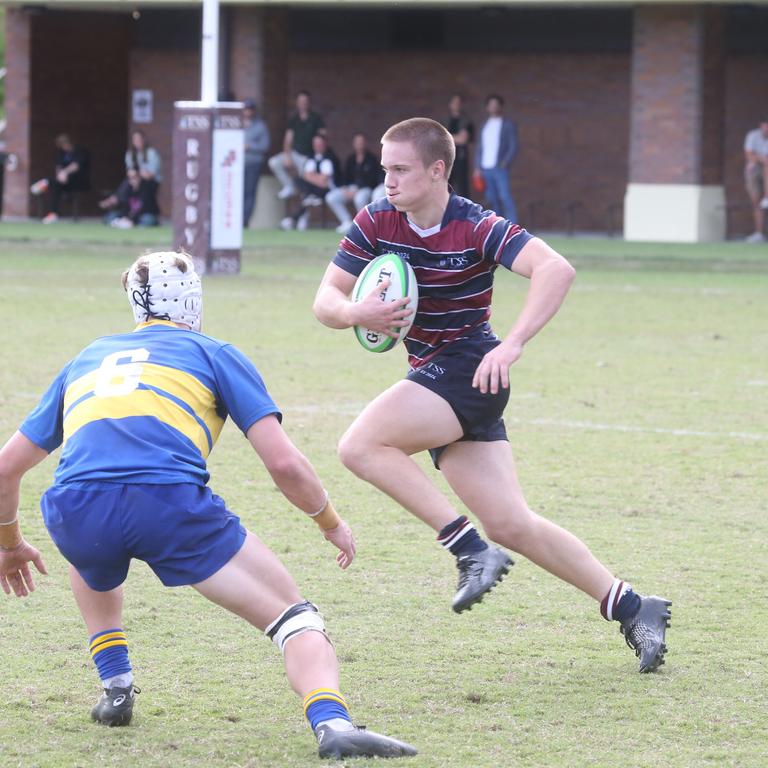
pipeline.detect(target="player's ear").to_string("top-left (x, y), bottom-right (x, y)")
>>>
top-left (431, 159), bottom-right (445, 182)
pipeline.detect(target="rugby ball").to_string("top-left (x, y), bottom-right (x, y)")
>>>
top-left (352, 253), bottom-right (418, 353)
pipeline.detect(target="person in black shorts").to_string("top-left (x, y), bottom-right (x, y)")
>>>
top-left (313, 117), bottom-right (671, 673)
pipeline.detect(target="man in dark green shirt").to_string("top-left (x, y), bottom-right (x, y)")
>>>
top-left (268, 91), bottom-right (326, 199)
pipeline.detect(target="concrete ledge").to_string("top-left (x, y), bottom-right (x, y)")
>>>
top-left (249, 174), bottom-right (284, 230)
top-left (624, 183), bottom-right (726, 242)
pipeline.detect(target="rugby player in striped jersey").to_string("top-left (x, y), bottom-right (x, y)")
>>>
top-left (314, 118), bottom-right (671, 673)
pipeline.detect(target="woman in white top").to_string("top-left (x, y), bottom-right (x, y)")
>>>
top-left (124, 130), bottom-right (162, 187)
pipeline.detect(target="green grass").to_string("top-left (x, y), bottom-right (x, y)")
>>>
top-left (1, 228), bottom-right (767, 767)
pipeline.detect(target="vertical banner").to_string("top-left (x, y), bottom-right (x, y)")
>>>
top-left (210, 106), bottom-right (244, 271)
top-left (172, 101), bottom-right (244, 275)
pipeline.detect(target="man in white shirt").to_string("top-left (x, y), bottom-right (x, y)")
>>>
top-left (280, 134), bottom-right (339, 231)
top-left (473, 95), bottom-right (519, 222)
top-left (743, 121), bottom-right (768, 243)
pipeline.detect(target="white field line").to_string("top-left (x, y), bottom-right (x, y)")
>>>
top-left (505, 417), bottom-right (768, 443)
top-left (287, 403), bottom-right (768, 442)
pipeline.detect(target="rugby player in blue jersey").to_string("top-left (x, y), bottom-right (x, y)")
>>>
top-left (314, 118), bottom-right (671, 673)
top-left (0, 251), bottom-right (416, 759)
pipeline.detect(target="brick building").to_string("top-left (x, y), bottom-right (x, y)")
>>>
top-left (2, 0), bottom-right (767, 240)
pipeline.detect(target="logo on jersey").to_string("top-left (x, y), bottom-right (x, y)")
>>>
top-left (438, 255), bottom-right (470, 268)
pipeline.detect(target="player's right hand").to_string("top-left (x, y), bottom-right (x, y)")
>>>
top-left (323, 518), bottom-right (356, 570)
top-left (351, 279), bottom-right (413, 338)
top-left (0, 539), bottom-right (48, 598)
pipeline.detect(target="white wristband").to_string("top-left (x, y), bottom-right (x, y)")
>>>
top-left (0, 517), bottom-right (19, 526)
top-left (307, 490), bottom-right (330, 518)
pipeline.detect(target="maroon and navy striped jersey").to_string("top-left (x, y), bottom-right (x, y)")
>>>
top-left (333, 193), bottom-right (533, 368)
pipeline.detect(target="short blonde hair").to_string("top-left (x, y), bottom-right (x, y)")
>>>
top-left (381, 118), bottom-right (455, 178)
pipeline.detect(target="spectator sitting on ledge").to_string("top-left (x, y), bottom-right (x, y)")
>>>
top-left (30, 133), bottom-right (90, 224)
top-left (280, 134), bottom-right (339, 232)
top-left (98, 168), bottom-right (160, 229)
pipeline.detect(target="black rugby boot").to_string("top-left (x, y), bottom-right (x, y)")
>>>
top-left (620, 595), bottom-right (672, 673)
top-left (452, 546), bottom-right (513, 613)
top-left (316, 723), bottom-right (418, 759)
top-left (91, 684), bottom-right (139, 726)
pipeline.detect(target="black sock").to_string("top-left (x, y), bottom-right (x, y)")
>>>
top-left (600, 579), bottom-right (641, 622)
top-left (437, 515), bottom-right (489, 557)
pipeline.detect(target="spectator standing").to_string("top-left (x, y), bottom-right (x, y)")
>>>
top-left (743, 120), bottom-right (768, 243)
top-left (125, 130), bottom-right (162, 190)
top-left (268, 91), bottom-right (326, 200)
top-left (474, 95), bottom-right (518, 222)
top-left (444, 94), bottom-right (474, 199)
top-left (98, 168), bottom-right (160, 228)
top-left (326, 133), bottom-right (382, 234)
top-left (29, 134), bottom-right (90, 224)
top-left (242, 99), bottom-right (271, 228)
top-left (280, 134), bottom-right (339, 231)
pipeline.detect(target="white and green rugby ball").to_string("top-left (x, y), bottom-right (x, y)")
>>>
top-left (352, 253), bottom-right (418, 353)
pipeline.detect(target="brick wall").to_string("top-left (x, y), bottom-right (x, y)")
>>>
top-left (28, 11), bottom-right (132, 217)
top-left (284, 50), bottom-right (631, 233)
top-left (128, 49), bottom-right (200, 216)
top-left (630, 6), bottom-right (708, 185)
top-left (3, 9), bottom-right (32, 217)
top-left (5, 4), bottom-right (766, 238)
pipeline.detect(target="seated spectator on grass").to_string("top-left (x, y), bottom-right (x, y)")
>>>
top-left (325, 133), bottom-right (383, 234)
top-left (98, 168), bottom-right (160, 228)
top-left (268, 91), bottom-right (326, 201)
top-left (30, 134), bottom-right (90, 224)
top-left (125, 129), bottom-right (162, 192)
top-left (280, 134), bottom-right (339, 231)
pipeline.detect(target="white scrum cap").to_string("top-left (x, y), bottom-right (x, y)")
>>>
top-left (126, 251), bottom-right (203, 331)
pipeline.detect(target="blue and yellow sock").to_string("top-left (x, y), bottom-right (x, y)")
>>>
top-left (89, 628), bottom-right (132, 685)
top-left (303, 688), bottom-right (352, 731)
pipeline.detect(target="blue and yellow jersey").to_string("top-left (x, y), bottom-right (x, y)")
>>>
top-left (20, 321), bottom-right (281, 486)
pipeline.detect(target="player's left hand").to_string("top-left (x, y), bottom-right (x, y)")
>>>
top-left (0, 539), bottom-right (48, 598)
top-left (323, 519), bottom-right (356, 570)
top-left (472, 339), bottom-right (524, 394)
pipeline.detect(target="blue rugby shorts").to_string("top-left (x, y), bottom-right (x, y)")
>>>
top-left (405, 334), bottom-right (510, 468)
top-left (41, 482), bottom-right (247, 591)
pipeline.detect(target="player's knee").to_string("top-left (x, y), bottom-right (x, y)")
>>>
top-left (264, 600), bottom-right (331, 655)
top-left (482, 508), bottom-right (537, 548)
top-left (337, 429), bottom-right (372, 478)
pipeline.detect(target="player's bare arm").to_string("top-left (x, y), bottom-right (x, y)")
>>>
top-left (246, 414), bottom-right (356, 569)
top-left (0, 431), bottom-right (49, 597)
top-left (472, 237), bottom-right (576, 394)
top-left (313, 262), bottom-right (412, 337)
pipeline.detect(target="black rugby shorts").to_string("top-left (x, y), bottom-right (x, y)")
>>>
top-left (405, 334), bottom-right (510, 469)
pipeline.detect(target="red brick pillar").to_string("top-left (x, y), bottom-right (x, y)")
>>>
top-left (625, 6), bottom-right (726, 241)
top-left (2, 9), bottom-right (32, 218)
top-left (229, 7), bottom-right (266, 104)
top-left (228, 7), bottom-right (289, 227)
top-left (262, 9), bottom-right (290, 159)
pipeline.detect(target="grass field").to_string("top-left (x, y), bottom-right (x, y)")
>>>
top-left (1, 225), bottom-right (766, 767)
